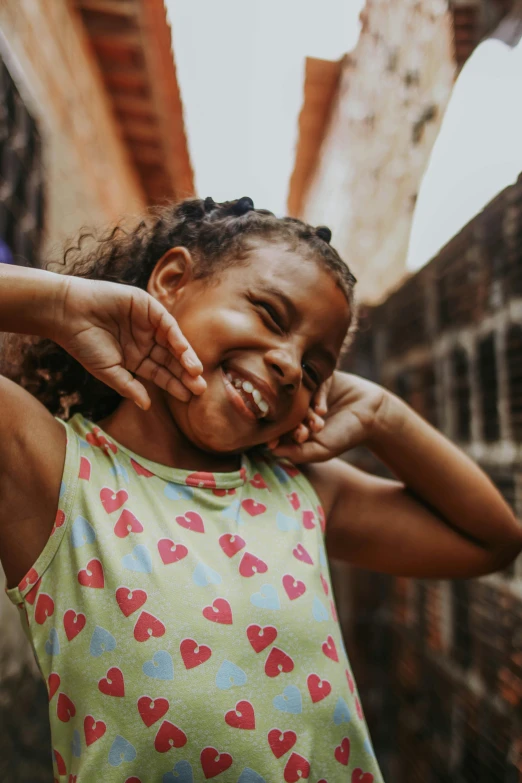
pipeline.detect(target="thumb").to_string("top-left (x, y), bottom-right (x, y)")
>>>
top-left (95, 365), bottom-right (151, 410)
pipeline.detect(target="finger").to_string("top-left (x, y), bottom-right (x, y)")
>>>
top-left (266, 439), bottom-right (279, 450)
top-left (271, 440), bottom-right (327, 464)
top-left (314, 384), bottom-right (328, 416)
top-left (148, 298), bottom-right (203, 375)
top-left (99, 365), bottom-right (151, 410)
top-left (137, 358), bottom-right (191, 402)
top-left (307, 409), bottom-right (325, 433)
top-left (293, 423), bottom-right (309, 444)
top-left (149, 346), bottom-right (207, 395)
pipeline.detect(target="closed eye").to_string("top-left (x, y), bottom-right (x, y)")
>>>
top-left (302, 362), bottom-right (321, 387)
top-left (256, 301), bottom-right (285, 333)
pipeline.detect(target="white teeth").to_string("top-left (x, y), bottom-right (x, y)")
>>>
top-left (252, 389), bottom-right (262, 404)
top-left (259, 400), bottom-right (269, 414)
top-left (226, 372), bottom-right (233, 381)
top-left (242, 380), bottom-right (253, 393)
top-left (234, 378), bottom-right (242, 389)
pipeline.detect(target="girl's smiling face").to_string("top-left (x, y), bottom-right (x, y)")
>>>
top-left (149, 240), bottom-right (351, 454)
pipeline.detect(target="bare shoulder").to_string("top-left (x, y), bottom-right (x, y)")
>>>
top-left (0, 375), bottom-right (66, 588)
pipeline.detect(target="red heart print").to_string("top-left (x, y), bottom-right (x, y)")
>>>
top-left (116, 587), bottom-right (147, 617)
top-left (356, 697), bottom-right (364, 720)
top-left (130, 458), bottom-right (154, 477)
top-left (54, 510), bottom-right (66, 529)
top-left (48, 673), bottom-right (60, 700)
top-left (202, 598), bottom-right (233, 625)
top-left (134, 611), bottom-right (166, 642)
top-left (302, 510), bottom-right (316, 529)
top-left (63, 609), bottom-right (86, 640)
top-left (86, 429), bottom-right (117, 453)
top-left (176, 511), bottom-right (205, 533)
top-left (345, 668), bottom-right (355, 693)
top-left (292, 543), bottom-right (313, 565)
top-left (241, 499), bottom-right (267, 516)
top-left (84, 714), bottom-right (107, 746)
top-left (250, 472), bottom-right (268, 489)
top-left (69, 775), bottom-right (77, 783)
top-left (239, 552), bottom-right (268, 577)
top-left (330, 600), bottom-right (338, 622)
top-left (212, 488), bottom-right (236, 497)
top-left (35, 593), bottom-right (55, 624)
top-left (247, 624), bottom-right (277, 653)
top-left (321, 574), bottom-right (329, 595)
top-left (78, 559), bottom-right (104, 588)
top-left (287, 492), bottom-right (300, 510)
top-left (224, 699), bottom-right (255, 730)
top-left (218, 533), bottom-right (246, 558)
top-left (114, 509), bottom-right (143, 538)
top-left (98, 667), bottom-right (125, 697)
top-left (57, 693), bottom-right (76, 722)
top-left (19, 567), bottom-right (39, 592)
top-left (268, 728), bottom-right (297, 758)
top-left (282, 574), bottom-right (306, 600)
top-left (186, 471), bottom-right (216, 488)
top-left (281, 463), bottom-right (300, 478)
top-left (180, 638), bottom-right (212, 669)
top-left (158, 538), bottom-right (189, 564)
top-left (25, 577), bottom-right (42, 605)
top-left (79, 457), bottom-right (91, 480)
top-left (265, 647), bottom-right (294, 678)
top-left (54, 749), bottom-right (66, 775)
top-left (100, 487), bottom-right (128, 514)
top-left (284, 752), bottom-right (310, 782)
top-left (307, 673), bottom-right (332, 703)
top-left (352, 770), bottom-right (374, 783)
top-left (318, 504), bottom-right (326, 533)
top-left (125, 779), bottom-right (142, 783)
top-left (200, 746), bottom-right (233, 778)
top-left (138, 695), bottom-right (169, 727)
top-left (322, 635), bottom-right (339, 662)
top-left (334, 737), bottom-right (350, 766)
top-left (154, 720), bottom-right (187, 752)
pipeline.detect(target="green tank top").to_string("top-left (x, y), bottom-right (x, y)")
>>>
top-left (5, 413), bottom-right (384, 783)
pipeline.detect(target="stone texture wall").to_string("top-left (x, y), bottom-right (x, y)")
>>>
top-left (332, 173), bottom-right (522, 782)
top-left (0, 0), bottom-right (145, 262)
top-left (301, 0), bottom-right (456, 305)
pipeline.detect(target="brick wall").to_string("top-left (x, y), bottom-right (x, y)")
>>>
top-left (333, 172), bottom-right (522, 782)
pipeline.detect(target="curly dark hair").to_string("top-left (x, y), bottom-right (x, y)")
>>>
top-left (2, 196), bottom-right (357, 421)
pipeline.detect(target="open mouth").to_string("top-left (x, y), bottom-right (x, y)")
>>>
top-left (221, 367), bottom-right (271, 420)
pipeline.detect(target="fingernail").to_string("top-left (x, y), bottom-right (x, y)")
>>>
top-left (183, 350), bottom-right (203, 373)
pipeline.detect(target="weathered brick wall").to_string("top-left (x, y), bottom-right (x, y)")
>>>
top-left (334, 172), bottom-right (522, 782)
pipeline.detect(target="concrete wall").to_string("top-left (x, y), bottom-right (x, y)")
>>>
top-left (301, 0), bottom-right (455, 305)
top-left (335, 173), bottom-right (522, 782)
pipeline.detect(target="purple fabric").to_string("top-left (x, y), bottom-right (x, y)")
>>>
top-left (0, 238), bottom-right (14, 264)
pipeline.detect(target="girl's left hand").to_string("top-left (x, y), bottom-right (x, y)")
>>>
top-left (268, 371), bottom-right (388, 463)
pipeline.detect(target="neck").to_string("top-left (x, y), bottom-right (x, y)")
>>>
top-left (97, 392), bottom-right (242, 474)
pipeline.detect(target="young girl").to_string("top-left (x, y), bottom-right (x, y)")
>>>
top-left (0, 197), bottom-right (520, 783)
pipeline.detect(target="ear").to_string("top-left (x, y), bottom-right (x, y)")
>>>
top-left (147, 246), bottom-right (194, 307)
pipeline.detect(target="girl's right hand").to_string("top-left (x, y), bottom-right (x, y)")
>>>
top-left (53, 276), bottom-right (206, 410)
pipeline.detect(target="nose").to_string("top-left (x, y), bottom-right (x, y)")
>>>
top-left (264, 347), bottom-right (302, 394)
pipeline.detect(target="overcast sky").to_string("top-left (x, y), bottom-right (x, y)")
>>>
top-left (166, 0), bottom-right (365, 216)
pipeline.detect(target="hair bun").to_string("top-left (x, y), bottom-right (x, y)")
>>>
top-left (203, 196), bottom-right (216, 213)
top-left (234, 197), bottom-right (254, 216)
top-left (316, 225), bottom-right (332, 244)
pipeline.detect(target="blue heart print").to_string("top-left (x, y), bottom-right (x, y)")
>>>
top-left (45, 628), bottom-right (60, 655)
top-left (122, 544), bottom-right (152, 573)
top-left (59, 481), bottom-right (66, 498)
top-left (276, 512), bottom-right (299, 532)
top-left (333, 696), bottom-right (351, 724)
top-left (164, 483), bottom-right (194, 501)
top-left (71, 516), bottom-right (96, 548)
top-left (90, 626), bottom-right (117, 657)
top-left (143, 650), bottom-right (174, 680)
top-left (273, 685), bottom-right (302, 714)
top-left (108, 735), bottom-right (137, 766)
top-left (319, 543), bottom-right (327, 567)
top-left (216, 660), bottom-right (247, 690)
top-left (312, 596), bottom-right (329, 621)
top-left (163, 760), bottom-right (194, 783)
top-left (71, 728), bottom-right (81, 758)
top-left (237, 769), bottom-right (267, 783)
top-left (221, 498), bottom-right (241, 523)
top-left (193, 562), bottom-right (222, 587)
top-left (272, 464), bottom-right (289, 484)
top-left (250, 584), bottom-right (280, 610)
top-left (364, 738), bottom-right (376, 757)
top-left (110, 463), bottom-right (129, 483)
